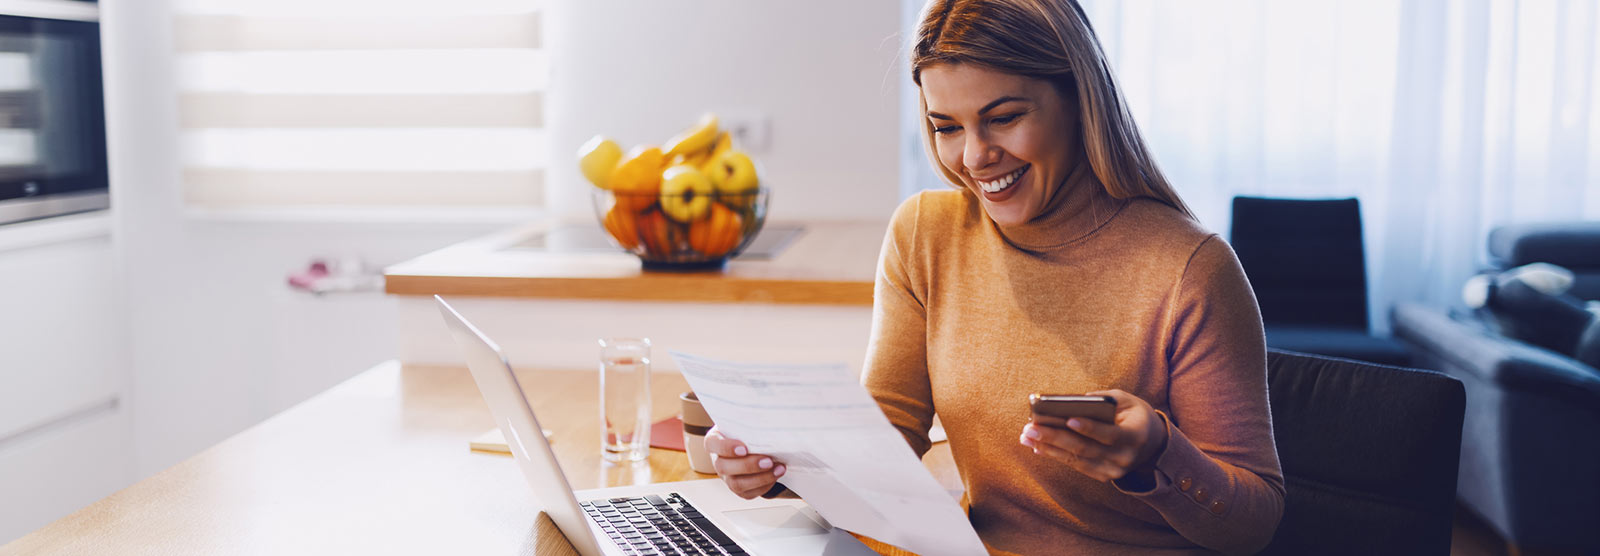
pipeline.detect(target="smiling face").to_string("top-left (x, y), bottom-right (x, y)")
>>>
top-left (920, 63), bottom-right (1084, 227)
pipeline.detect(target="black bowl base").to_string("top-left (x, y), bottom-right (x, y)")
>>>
top-left (640, 258), bottom-right (729, 272)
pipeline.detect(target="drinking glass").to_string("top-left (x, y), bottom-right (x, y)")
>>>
top-left (598, 337), bottom-right (652, 462)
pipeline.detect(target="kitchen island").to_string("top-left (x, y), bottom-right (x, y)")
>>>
top-left (383, 220), bottom-right (888, 372)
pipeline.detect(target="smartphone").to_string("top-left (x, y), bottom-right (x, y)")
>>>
top-left (1028, 394), bottom-right (1116, 423)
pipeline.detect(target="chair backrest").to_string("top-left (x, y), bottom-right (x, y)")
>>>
top-left (1260, 349), bottom-right (1465, 556)
top-left (1230, 196), bottom-right (1369, 330)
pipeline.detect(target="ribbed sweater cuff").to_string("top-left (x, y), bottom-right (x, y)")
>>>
top-left (1113, 411), bottom-right (1236, 520)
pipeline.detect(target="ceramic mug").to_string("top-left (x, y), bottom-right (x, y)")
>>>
top-left (680, 391), bottom-right (716, 474)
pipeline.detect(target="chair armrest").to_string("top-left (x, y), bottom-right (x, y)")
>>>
top-left (1391, 303), bottom-right (1600, 403)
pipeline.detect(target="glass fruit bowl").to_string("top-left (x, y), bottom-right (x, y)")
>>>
top-left (592, 188), bottom-right (769, 271)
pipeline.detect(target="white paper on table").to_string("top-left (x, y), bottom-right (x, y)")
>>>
top-left (670, 351), bottom-right (987, 556)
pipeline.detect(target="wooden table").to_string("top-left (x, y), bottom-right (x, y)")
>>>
top-left (2, 362), bottom-right (959, 555)
top-left (384, 221), bottom-right (886, 306)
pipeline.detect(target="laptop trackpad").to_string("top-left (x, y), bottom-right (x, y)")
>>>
top-left (721, 506), bottom-right (829, 539)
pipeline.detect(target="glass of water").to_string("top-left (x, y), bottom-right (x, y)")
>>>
top-left (598, 337), bottom-right (652, 462)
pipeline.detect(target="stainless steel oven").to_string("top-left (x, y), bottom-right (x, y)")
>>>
top-left (0, 0), bottom-right (105, 226)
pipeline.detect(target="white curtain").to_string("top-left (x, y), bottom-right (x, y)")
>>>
top-left (903, 0), bottom-right (1600, 333)
top-left (171, 0), bottom-right (547, 208)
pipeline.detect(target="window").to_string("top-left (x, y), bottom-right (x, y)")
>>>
top-left (173, 0), bottom-right (546, 208)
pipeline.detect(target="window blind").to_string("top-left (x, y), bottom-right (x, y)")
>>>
top-left (172, 0), bottom-right (546, 208)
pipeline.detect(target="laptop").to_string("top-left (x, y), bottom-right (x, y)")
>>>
top-left (436, 296), bottom-right (876, 556)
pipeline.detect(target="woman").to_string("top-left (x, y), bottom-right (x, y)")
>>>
top-left (707, 0), bottom-right (1284, 553)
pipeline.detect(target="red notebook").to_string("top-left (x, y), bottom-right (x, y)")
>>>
top-left (649, 416), bottom-right (685, 451)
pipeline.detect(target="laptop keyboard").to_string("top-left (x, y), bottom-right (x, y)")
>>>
top-left (580, 492), bottom-right (748, 556)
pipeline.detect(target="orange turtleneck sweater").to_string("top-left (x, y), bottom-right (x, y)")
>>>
top-left (861, 175), bottom-right (1285, 555)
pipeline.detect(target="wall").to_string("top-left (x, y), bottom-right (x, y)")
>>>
top-left (544, 1), bottom-right (906, 224)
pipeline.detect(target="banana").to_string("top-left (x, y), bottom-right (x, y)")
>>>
top-left (662, 113), bottom-right (720, 159)
top-left (577, 135), bottom-right (623, 189)
top-left (698, 132), bottom-right (732, 175)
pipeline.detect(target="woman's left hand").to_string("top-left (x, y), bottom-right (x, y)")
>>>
top-left (1019, 389), bottom-right (1169, 482)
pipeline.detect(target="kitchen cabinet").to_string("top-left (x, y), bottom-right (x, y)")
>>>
top-left (0, 227), bottom-right (130, 544)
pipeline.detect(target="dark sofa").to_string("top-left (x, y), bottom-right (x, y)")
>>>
top-left (1391, 222), bottom-right (1600, 553)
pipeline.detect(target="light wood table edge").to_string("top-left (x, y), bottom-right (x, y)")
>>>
top-left (382, 220), bottom-right (882, 306)
top-left (383, 274), bottom-right (873, 305)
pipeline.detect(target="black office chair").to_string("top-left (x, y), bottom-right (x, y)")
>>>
top-left (1259, 349), bottom-right (1465, 555)
top-left (1230, 196), bottom-right (1409, 365)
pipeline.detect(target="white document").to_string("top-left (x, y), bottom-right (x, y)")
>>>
top-left (670, 351), bottom-right (987, 556)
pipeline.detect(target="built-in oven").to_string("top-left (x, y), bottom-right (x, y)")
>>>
top-left (0, 0), bottom-right (105, 227)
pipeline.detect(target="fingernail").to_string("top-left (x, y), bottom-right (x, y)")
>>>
top-left (1067, 418), bottom-right (1082, 429)
top-left (1019, 435), bottom-right (1035, 448)
top-left (1023, 427), bottom-right (1040, 440)
top-left (774, 465), bottom-right (787, 478)
top-left (758, 458), bottom-right (773, 470)
top-left (734, 446), bottom-right (747, 456)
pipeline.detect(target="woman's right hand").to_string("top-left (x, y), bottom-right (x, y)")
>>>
top-left (703, 426), bottom-right (787, 499)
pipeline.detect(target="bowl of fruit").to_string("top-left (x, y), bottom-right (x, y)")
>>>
top-left (579, 114), bottom-right (769, 271)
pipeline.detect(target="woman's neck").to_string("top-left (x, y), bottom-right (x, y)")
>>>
top-left (992, 160), bottom-right (1127, 251)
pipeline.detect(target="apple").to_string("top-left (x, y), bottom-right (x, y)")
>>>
top-left (659, 165), bottom-right (715, 222)
top-left (706, 150), bottom-right (759, 209)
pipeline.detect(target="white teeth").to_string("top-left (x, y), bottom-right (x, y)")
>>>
top-left (978, 166), bottom-right (1027, 193)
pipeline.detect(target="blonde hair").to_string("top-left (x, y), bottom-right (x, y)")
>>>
top-left (911, 0), bottom-right (1195, 219)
